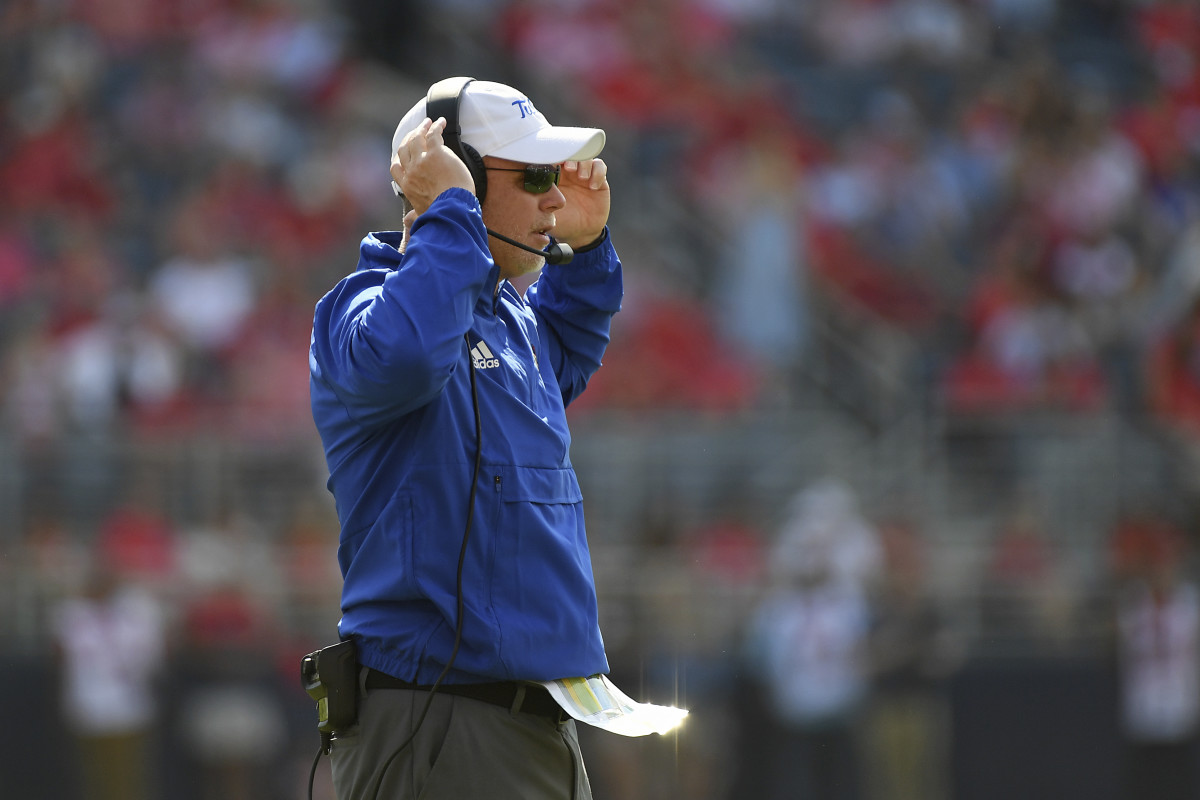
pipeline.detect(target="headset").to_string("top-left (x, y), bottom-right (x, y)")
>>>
top-left (427, 77), bottom-right (490, 202)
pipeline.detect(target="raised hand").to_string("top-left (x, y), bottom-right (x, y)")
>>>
top-left (552, 158), bottom-right (610, 249)
top-left (390, 118), bottom-right (475, 215)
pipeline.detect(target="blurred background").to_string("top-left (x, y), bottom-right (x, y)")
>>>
top-left (2, 0), bottom-right (1200, 798)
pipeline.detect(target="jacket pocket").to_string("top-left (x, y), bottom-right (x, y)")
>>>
top-left (489, 466), bottom-right (594, 676)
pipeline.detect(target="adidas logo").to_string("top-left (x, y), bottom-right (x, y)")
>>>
top-left (470, 340), bottom-right (500, 370)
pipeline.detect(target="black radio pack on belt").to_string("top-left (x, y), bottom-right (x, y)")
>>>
top-left (301, 639), bottom-right (359, 744)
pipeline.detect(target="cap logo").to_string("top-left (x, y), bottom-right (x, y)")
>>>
top-left (511, 99), bottom-right (536, 119)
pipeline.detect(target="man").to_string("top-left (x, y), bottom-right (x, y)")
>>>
top-left (308, 77), bottom-right (621, 799)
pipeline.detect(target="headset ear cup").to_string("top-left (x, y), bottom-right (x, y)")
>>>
top-left (462, 143), bottom-right (487, 203)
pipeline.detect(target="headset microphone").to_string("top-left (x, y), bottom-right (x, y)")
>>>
top-left (486, 229), bottom-right (574, 265)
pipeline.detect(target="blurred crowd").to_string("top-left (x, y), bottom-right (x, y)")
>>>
top-left (17, 464), bottom-right (1200, 800)
top-left (0, 0), bottom-right (376, 446)
top-left (1, 0), bottom-right (1199, 437)
top-left (3, 0), bottom-right (1200, 798)
top-left (496, 0), bottom-right (1200, 431)
top-left (15, 476), bottom-right (342, 800)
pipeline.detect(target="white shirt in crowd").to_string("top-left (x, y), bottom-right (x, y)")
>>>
top-left (54, 585), bottom-right (166, 735)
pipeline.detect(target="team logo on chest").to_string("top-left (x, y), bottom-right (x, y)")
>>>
top-left (470, 339), bottom-right (501, 369)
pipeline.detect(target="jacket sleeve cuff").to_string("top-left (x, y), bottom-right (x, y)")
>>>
top-left (571, 227), bottom-right (610, 254)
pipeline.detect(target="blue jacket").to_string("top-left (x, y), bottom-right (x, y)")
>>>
top-left (309, 188), bottom-right (621, 684)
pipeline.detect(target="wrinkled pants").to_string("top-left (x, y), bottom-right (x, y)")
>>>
top-left (329, 677), bottom-right (591, 800)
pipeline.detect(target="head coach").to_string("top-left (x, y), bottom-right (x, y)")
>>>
top-left (306, 76), bottom-right (622, 800)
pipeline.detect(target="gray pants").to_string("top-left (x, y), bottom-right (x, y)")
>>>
top-left (329, 677), bottom-right (592, 800)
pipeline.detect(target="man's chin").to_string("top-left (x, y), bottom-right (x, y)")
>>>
top-left (497, 252), bottom-right (545, 283)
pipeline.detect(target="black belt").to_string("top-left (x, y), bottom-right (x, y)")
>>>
top-left (365, 668), bottom-right (565, 723)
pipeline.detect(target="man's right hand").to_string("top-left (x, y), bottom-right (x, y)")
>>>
top-left (390, 117), bottom-right (475, 215)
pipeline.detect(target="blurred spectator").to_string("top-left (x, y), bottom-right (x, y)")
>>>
top-left (149, 196), bottom-right (258, 408)
top-left (221, 267), bottom-right (315, 440)
top-left (1133, 0), bottom-right (1200, 110)
top-left (744, 479), bottom-right (880, 800)
top-left (773, 478), bottom-right (884, 591)
top-left (1040, 94), bottom-right (1144, 239)
top-left (2, 231), bottom-right (184, 440)
top-left (980, 501), bottom-right (1079, 649)
top-left (863, 516), bottom-right (957, 800)
top-left (5, 323), bottom-right (68, 444)
top-left (53, 560), bottom-right (166, 800)
top-left (1049, 224), bottom-right (1144, 407)
top-left (942, 214), bottom-right (1108, 415)
top-left (708, 126), bottom-right (812, 402)
top-left (0, 111), bottom-right (115, 222)
top-left (95, 477), bottom-right (179, 591)
top-left (0, 221), bottom-right (36, 311)
top-left (1143, 217), bottom-right (1200, 346)
top-left (747, 520), bottom-right (873, 800)
top-left (1109, 508), bottom-right (1189, 586)
top-left (1113, 517), bottom-right (1200, 800)
top-left (21, 513), bottom-right (89, 605)
top-left (171, 527), bottom-right (290, 800)
top-left (176, 504), bottom-right (281, 622)
top-left (1147, 294), bottom-right (1200, 437)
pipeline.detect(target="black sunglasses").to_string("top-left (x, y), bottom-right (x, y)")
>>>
top-left (485, 164), bottom-right (561, 194)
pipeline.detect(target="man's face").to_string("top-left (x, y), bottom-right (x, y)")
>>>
top-left (480, 156), bottom-right (566, 281)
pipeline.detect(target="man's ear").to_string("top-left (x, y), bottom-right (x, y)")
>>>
top-left (398, 194), bottom-right (416, 254)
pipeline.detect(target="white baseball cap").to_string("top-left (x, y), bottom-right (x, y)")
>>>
top-left (391, 78), bottom-right (605, 166)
